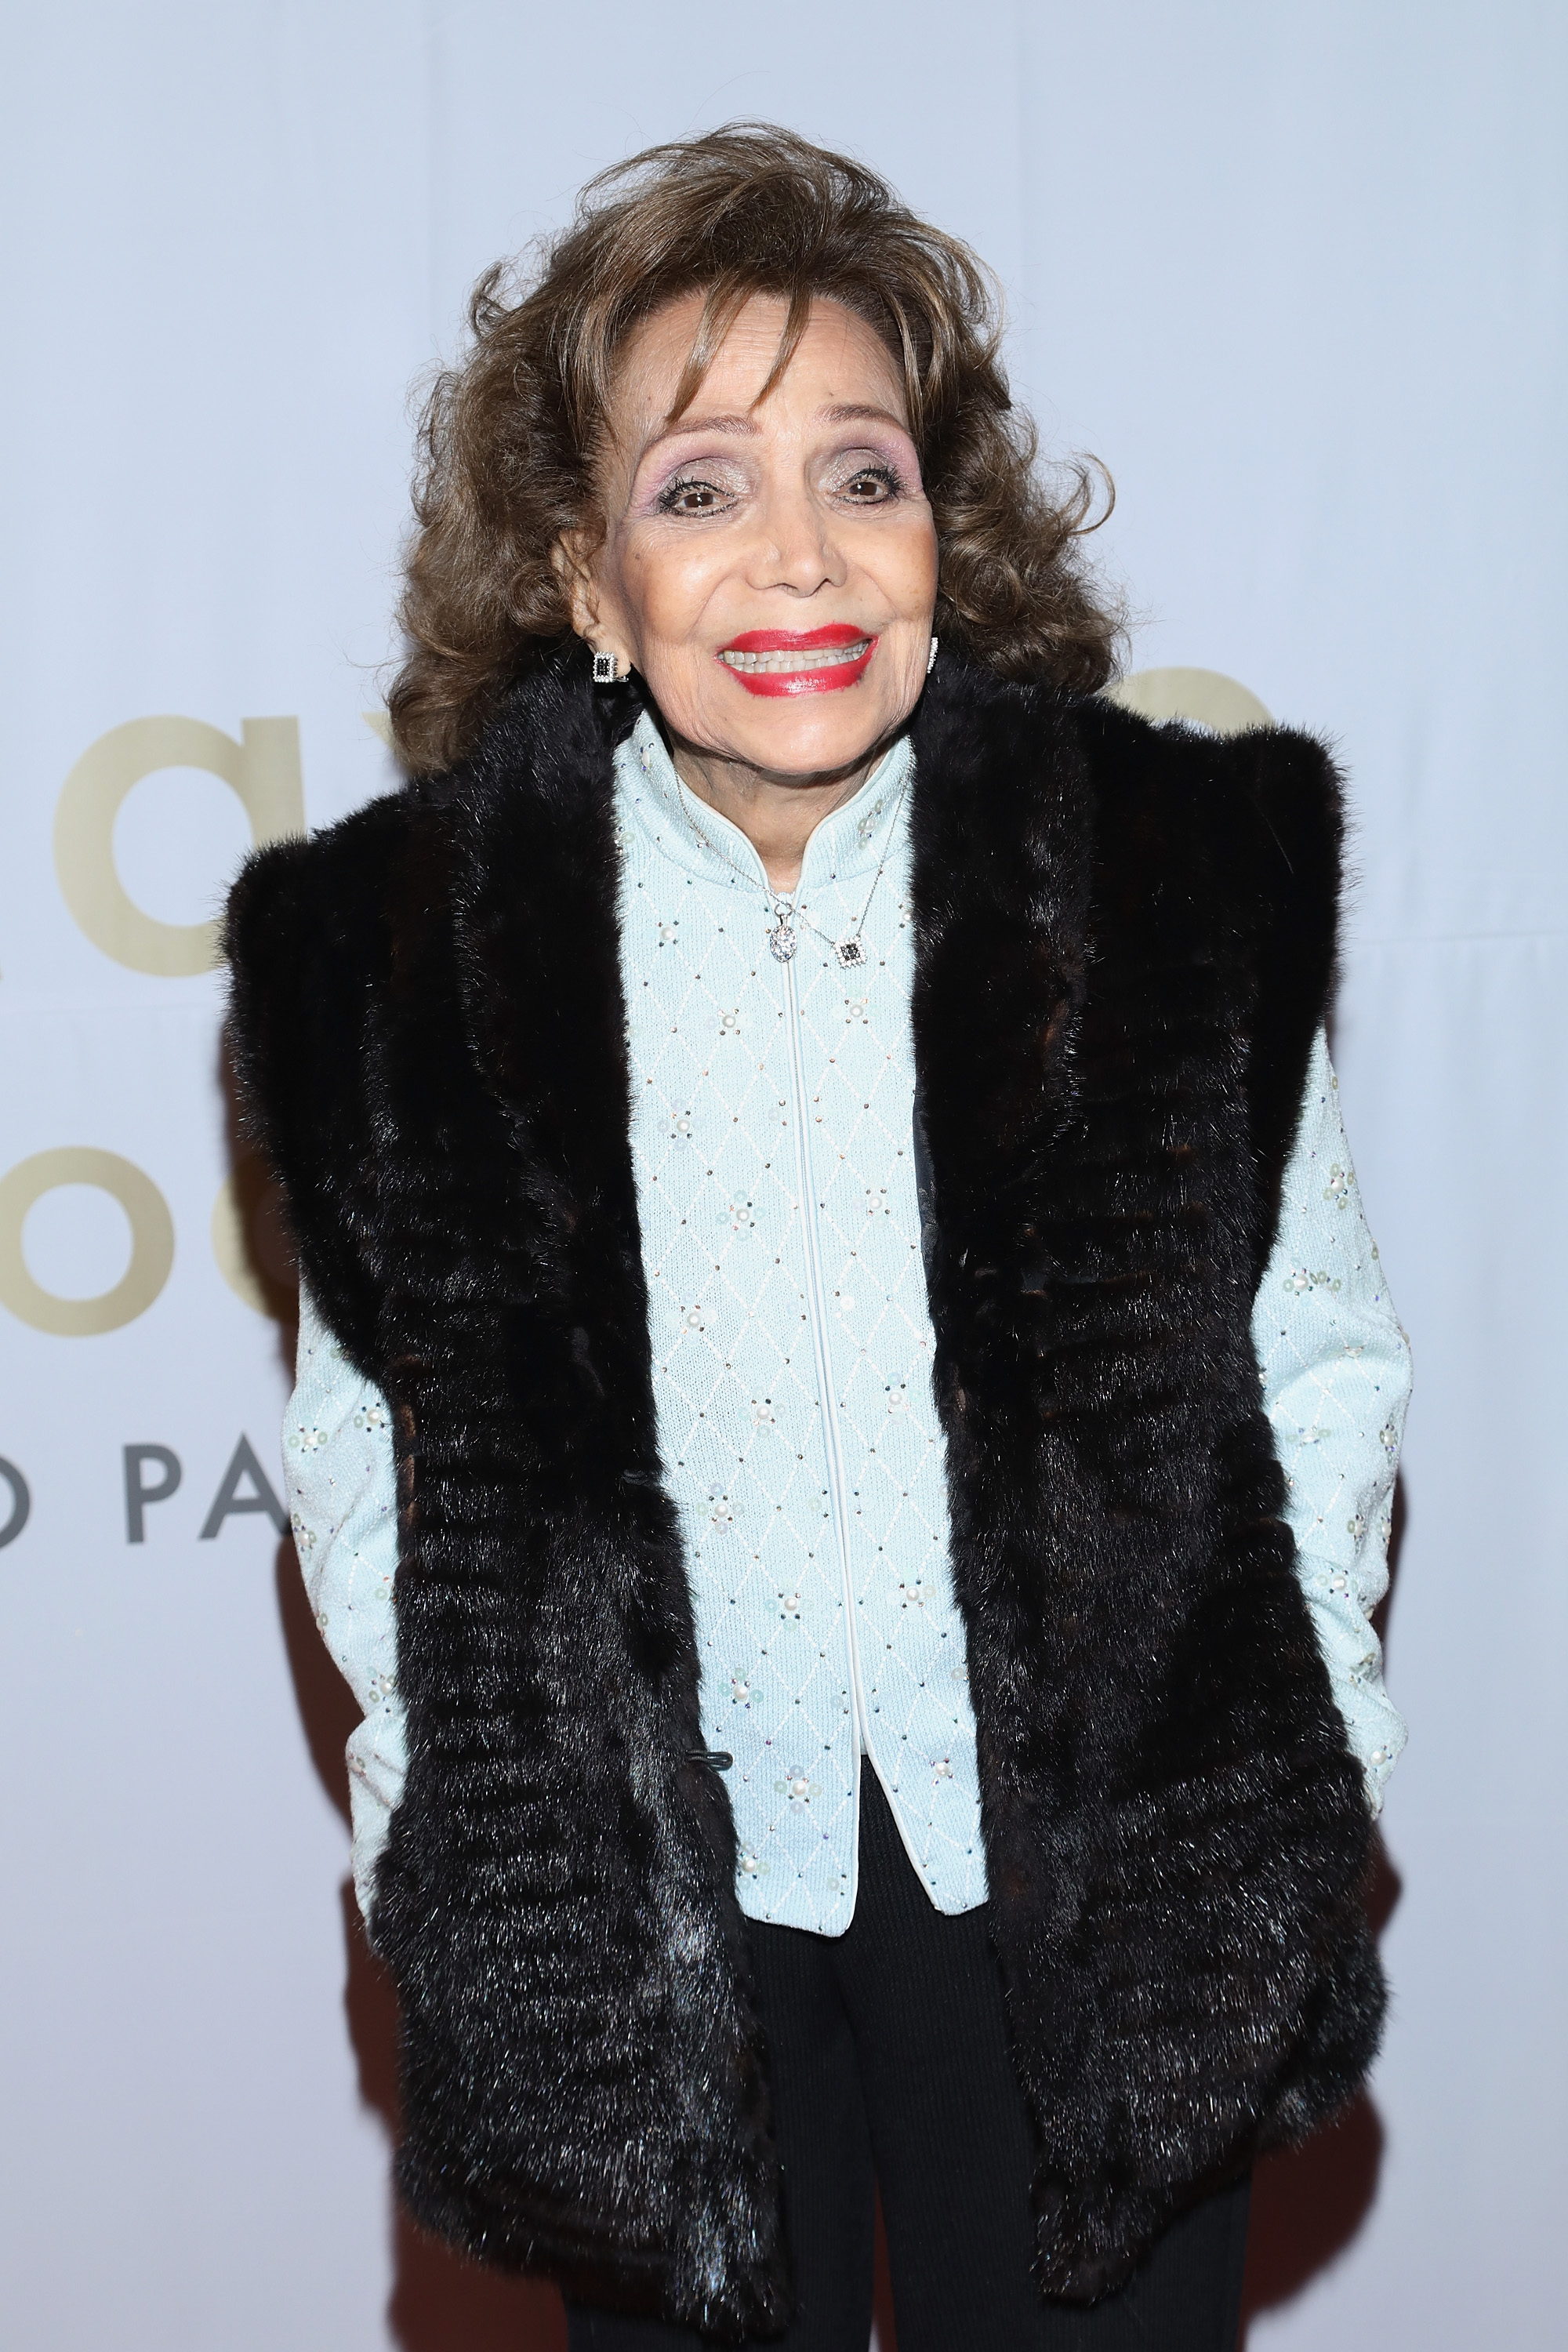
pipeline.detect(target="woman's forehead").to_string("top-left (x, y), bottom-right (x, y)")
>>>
top-left (614, 291), bottom-right (907, 436)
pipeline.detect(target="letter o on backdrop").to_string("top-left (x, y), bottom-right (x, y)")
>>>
top-left (53, 716), bottom-right (305, 975)
top-left (0, 1149), bottom-right (174, 1335)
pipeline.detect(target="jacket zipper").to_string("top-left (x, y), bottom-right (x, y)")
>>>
top-left (782, 949), bottom-right (873, 1762)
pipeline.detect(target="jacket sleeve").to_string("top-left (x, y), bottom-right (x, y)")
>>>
top-left (1252, 1028), bottom-right (1412, 1811)
top-left (284, 1280), bottom-right (406, 1923)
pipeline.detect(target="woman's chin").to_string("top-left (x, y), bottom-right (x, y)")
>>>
top-left (740, 715), bottom-right (897, 783)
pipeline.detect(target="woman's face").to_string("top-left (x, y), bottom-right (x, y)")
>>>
top-left (568, 291), bottom-right (939, 782)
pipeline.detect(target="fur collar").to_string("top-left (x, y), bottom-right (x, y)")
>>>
top-left (227, 653), bottom-right (1378, 2328)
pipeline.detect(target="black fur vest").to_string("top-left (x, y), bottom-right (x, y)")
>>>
top-left (226, 655), bottom-right (1382, 2335)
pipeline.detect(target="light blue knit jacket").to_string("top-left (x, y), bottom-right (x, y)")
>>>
top-left (284, 716), bottom-right (1410, 1937)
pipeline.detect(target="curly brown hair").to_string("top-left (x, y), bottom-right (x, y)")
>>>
top-left (389, 124), bottom-right (1123, 775)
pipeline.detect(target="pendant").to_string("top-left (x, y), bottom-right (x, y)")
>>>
top-left (834, 935), bottom-right (868, 970)
top-left (769, 921), bottom-right (798, 963)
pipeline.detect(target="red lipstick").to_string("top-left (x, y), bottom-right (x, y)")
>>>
top-left (717, 623), bottom-right (877, 697)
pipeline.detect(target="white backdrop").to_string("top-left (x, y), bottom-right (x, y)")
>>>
top-left (2, 6), bottom-right (1564, 2347)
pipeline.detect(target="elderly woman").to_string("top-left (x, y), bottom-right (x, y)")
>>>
top-left (227, 127), bottom-right (1409, 2352)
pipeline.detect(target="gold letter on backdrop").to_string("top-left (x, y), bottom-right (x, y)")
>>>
top-left (53, 716), bottom-right (305, 975)
top-left (1105, 667), bottom-right (1274, 737)
top-left (0, 1149), bottom-right (175, 1335)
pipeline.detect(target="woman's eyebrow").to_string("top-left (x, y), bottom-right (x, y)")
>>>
top-left (818, 403), bottom-right (909, 432)
top-left (638, 412), bottom-right (758, 461)
top-left (636, 401), bottom-right (909, 466)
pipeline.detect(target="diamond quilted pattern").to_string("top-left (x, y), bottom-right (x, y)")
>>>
top-left (620, 717), bottom-right (985, 1931)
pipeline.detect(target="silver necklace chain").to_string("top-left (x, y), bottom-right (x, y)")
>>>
top-left (665, 753), bottom-right (909, 972)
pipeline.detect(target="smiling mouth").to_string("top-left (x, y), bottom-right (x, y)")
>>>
top-left (717, 626), bottom-right (878, 697)
top-left (719, 638), bottom-right (872, 675)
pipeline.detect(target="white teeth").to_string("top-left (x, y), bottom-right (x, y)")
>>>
top-left (719, 639), bottom-right (871, 674)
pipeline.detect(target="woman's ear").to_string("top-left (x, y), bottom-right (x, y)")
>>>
top-left (554, 532), bottom-right (632, 675)
top-left (552, 534), bottom-right (598, 643)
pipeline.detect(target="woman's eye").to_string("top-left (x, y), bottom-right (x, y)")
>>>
top-left (658, 477), bottom-right (731, 516)
top-left (838, 466), bottom-right (900, 504)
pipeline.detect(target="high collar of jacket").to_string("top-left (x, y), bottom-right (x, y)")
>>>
top-left (616, 706), bottom-right (915, 893)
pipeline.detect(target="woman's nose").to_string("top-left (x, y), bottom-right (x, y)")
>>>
top-left (747, 482), bottom-right (848, 595)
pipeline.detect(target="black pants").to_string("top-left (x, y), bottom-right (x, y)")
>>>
top-left (569, 1773), bottom-right (1250, 2352)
